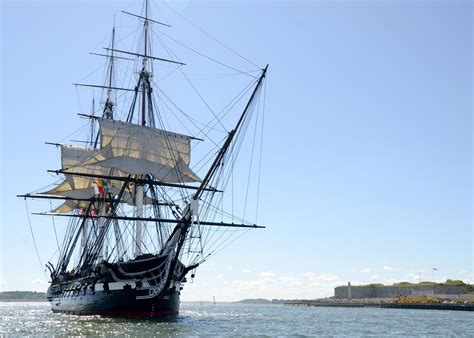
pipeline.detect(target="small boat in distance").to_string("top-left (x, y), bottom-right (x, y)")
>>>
top-left (20, 0), bottom-right (267, 317)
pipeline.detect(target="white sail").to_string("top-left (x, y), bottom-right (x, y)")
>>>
top-left (43, 145), bottom-right (118, 200)
top-left (52, 200), bottom-right (89, 214)
top-left (43, 145), bottom-right (113, 198)
top-left (51, 191), bottom-right (157, 213)
top-left (81, 119), bottom-right (200, 183)
top-left (45, 182), bottom-right (97, 199)
top-left (61, 145), bottom-right (96, 171)
top-left (44, 145), bottom-right (160, 212)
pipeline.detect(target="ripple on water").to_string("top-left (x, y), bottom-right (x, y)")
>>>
top-left (1, 302), bottom-right (473, 336)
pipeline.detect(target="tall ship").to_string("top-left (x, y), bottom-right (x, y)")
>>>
top-left (20, 0), bottom-right (267, 317)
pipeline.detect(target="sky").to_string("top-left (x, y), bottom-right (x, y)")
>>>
top-left (1, 0), bottom-right (472, 302)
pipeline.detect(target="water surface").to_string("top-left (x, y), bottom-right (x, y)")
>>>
top-left (0, 302), bottom-right (472, 336)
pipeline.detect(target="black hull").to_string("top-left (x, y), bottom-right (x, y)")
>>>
top-left (50, 288), bottom-right (180, 318)
top-left (47, 253), bottom-right (188, 317)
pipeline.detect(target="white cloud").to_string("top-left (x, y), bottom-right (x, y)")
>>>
top-left (241, 269), bottom-right (252, 273)
top-left (305, 272), bottom-right (342, 290)
top-left (231, 279), bottom-right (265, 291)
top-left (196, 271), bottom-right (345, 301)
top-left (320, 274), bottom-right (339, 282)
top-left (360, 268), bottom-right (371, 273)
top-left (32, 279), bottom-right (45, 285)
top-left (279, 276), bottom-right (302, 287)
top-left (383, 266), bottom-right (394, 271)
top-left (259, 271), bottom-right (276, 282)
top-left (216, 274), bottom-right (223, 279)
top-left (259, 271), bottom-right (275, 277)
top-left (371, 274), bottom-right (380, 280)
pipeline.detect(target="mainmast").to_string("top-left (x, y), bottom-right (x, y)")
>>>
top-left (140, 0), bottom-right (150, 126)
top-left (136, 0), bottom-right (151, 256)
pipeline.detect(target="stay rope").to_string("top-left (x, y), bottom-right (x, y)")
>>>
top-left (24, 199), bottom-right (47, 279)
top-left (161, 1), bottom-right (260, 69)
top-left (49, 200), bottom-right (61, 252)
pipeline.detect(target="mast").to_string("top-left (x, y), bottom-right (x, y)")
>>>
top-left (89, 98), bottom-right (96, 147)
top-left (140, 0), bottom-right (149, 126)
top-left (81, 213), bottom-right (89, 266)
top-left (91, 24), bottom-right (118, 148)
top-left (136, 0), bottom-right (150, 256)
top-left (97, 203), bottom-right (107, 263)
top-left (83, 94), bottom-right (97, 264)
top-left (107, 21), bottom-right (115, 101)
top-left (104, 22), bottom-right (116, 120)
top-left (135, 184), bottom-right (144, 257)
top-left (93, 23), bottom-right (118, 263)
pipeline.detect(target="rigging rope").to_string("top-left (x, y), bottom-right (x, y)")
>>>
top-left (153, 31), bottom-right (228, 131)
top-left (49, 200), bottom-right (61, 252)
top-left (255, 80), bottom-right (267, 223)
top-left (156, 28), bottom-right (258, 77)
top-left (161, 1), bottom-right (260, 69)
top-left (243, 89), bottom-right (262, 220)
top-left (24, 199), bottom-right (47, 279)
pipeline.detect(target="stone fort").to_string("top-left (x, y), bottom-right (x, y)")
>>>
top-left (335, 283), bottom-right (470, 299)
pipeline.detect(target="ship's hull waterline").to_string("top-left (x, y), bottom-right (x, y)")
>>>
top-left (50, 287), bottom-right (180, 317)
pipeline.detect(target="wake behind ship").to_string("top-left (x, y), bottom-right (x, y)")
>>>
top-left (20, 0), bottom-right (268, 317)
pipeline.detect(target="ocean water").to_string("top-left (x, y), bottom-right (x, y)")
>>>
top-left (0, 302), bottom-right (472, 336)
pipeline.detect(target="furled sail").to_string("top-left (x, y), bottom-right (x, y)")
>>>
top-left (81, 119), bottom-right (200, 183)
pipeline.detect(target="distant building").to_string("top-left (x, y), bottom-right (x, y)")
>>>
top-left (335, 283), bottom-right (470, 299)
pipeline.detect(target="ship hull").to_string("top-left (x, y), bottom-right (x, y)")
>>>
top-left (50, 287), bottom-right (180, 317)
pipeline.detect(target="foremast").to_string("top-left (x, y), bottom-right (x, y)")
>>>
top-left (93, 22), bottom-right (119, 265)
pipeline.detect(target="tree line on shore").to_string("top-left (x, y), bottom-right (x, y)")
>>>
top-left (0, 291), bottom-right (46, 302)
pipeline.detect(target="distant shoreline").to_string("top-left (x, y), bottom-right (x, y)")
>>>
top-left (0, 291), bottom-right (47, 302)
top-left (234, 298), bottom-right (273, 305)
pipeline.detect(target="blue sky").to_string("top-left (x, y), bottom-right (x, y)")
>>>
top-left (1, 0), bottom-right (472, 301)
